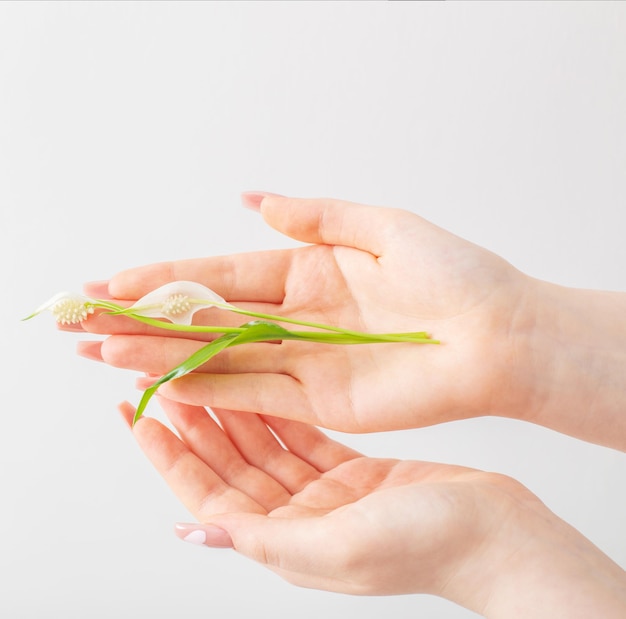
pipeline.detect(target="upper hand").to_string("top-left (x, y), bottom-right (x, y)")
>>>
top-left (84, 196), bottom-right (538, 432)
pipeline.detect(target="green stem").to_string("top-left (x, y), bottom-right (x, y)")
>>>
top-left (213, 302), bottom-right (377, 336)
top-left (117, 314), bottom-right (247, 334)
top-left (99, 301), bottom-right (436, 342)
top-left (280, 331), bottom-right (438, 344)
top-left (125, 313), bottom-right (437, 343)
top-left (109, 298), bottom-right (416, 339)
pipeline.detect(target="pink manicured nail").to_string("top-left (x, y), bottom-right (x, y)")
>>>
top-left (136, 376), bottom-right (158, 390)
top-left (117, 401), bottom-right (136, 428)
top-left (240, 192), bottom-right (267, 212)
top-left (241, 191), bottom-right (285, 212)
top-left (175, 523), bottom-right (233, 548)
top-left (83, 280), bottom-right (111, 298)
top-left (57, 322), bottom-right (85, 333)
top-left (76, 340), bottom-right (104, 362)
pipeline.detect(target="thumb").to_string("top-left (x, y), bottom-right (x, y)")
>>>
top-left (175, 514), bottom-right (346, 590)
top-left (243, 192), bottom-right (404, 255)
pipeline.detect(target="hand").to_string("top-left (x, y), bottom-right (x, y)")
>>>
top-left (119, 397), bottom-right (626, 617)
top-left (82, 195), bottom-right (538, 432)
top-left (81, 194), bottom-right (626, 448)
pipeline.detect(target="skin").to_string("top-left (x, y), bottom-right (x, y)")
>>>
top-left (69, 194), bottom-right (626, 614)
top-left (79, 195), bottom-right (626, 448)
top-left (118, 397), bottom-right (626, 617)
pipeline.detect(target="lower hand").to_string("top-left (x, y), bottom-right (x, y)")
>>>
top-left (119, 397), bottom-right (626, 616)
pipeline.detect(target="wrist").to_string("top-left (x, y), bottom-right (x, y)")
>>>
top-left (483, 512), bottom-right (626, 618)
top-left (504, 279), bottom-right (626, 450)
top-left (441, 476), bottom-right (626, 618)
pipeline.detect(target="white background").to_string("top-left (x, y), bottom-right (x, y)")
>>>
top-left (1, 2), bottom-right (625, 618)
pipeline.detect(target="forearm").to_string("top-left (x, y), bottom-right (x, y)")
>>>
top-left (443, 487), bottom-right (626, 619)
top-left (483, 525), bottom-right (626, 618)
top-left (511, 279), bottom-right (626, 450)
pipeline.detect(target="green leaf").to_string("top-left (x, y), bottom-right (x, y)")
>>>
top-left (131, 320), bottom-right (438, 425)
top-left (133, 331), bottom-right (240, 424)
top-left (132, 321), bottom-right (293, 425)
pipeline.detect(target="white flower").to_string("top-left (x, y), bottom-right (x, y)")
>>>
top-left (25, 292), bottom-right (96, 324)
top-left (127, 281), bottom-right (233, 326)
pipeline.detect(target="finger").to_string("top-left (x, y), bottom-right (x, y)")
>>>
top-left (212, 408), bottom-right (321, 494)
top-left (119, 400), bottom-right (136, 427)
top-left (95, 335), bottom-right (288, 375)
top-left (106, 249), bottom-right (293, 304)
top-left (183, 512), bottom-right (359, 594)
top-left (81, 302), bottom-right (283, 338)
top-left (118, 402), bottom-right (266, 518)
top-left (157, 398), bottom-right (292, 511)
top-left (81, 311), bottom-right (162, 337)
top-left (156, 372), bottom-right (325, 428)
top-left (259, 196), bottom-right (407, 257)
top-left (83, 280), bottom-right (111, 298)
top-left (260, 415), bottom-right (362, 472)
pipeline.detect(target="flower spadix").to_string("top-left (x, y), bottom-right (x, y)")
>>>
top-left (24, 292), bottom-right (96, 325)
top-left (124, 281), bottom-right (234, 326)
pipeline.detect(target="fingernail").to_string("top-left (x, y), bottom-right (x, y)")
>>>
top-left (117, 401), bottom-right (136, 428)
top-left (240, 192), bottom-right (267, 212)
top-left (83, 281), bottom-right (111, 298)
top-left (57, 322), bottom-right (85, 333)
top-left (175, 523), bottom-right (233, 548)
top-left (240, 191), bottom-right (284, 212)
top-left (136, 376), bottom-right (158, 390)
top-left (76, 340), bottom-right (103, 362)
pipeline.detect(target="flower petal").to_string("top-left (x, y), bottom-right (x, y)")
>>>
top-left (127, 281), bottom-right (232, 325)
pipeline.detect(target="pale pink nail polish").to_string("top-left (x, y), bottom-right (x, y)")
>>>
top-left (183, 530), bottom-right (207, 545)
top-left (136, 376), bottom-right (157, 390)
top-left (57, 322), bottom-right (85, 333)
top-left (175, 523), bottom-right (233, 548)
top-left (241, 191), bottom-right (285, 212)
top-left (241, 192), bottom-right (267, 212)
top-left (83, 280), bottom-right (111, 298)
top-left (76, 340), bottom-right (104, 362)
top-left (117, 401), bottom-right (136, 428)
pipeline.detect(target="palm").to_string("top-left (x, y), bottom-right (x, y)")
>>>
top-left (253, 231), bottom-right (526, 430)
top-left (123, 398), bottom-right (520, 596)
top-left (87, 198), bottom-right (533, 430)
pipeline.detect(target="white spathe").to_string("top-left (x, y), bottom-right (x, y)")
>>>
top-left (127, 281), bottom-right (233, 326)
